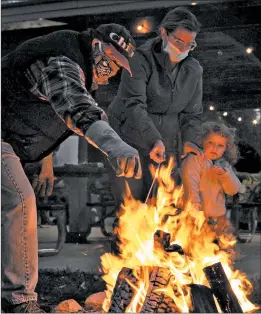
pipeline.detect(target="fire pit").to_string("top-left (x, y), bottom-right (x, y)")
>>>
top-left (100, 158), bottom-right (259, 313)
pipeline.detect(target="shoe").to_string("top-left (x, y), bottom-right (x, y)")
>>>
top-left (1, 299), bottom-right (45, 313)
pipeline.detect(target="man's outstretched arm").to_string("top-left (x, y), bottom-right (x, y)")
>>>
top-left (25, 56), bottom-right (142, 178)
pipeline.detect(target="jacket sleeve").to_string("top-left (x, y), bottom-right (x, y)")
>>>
top-left (118, 52), bottom-right (162, 150)
top-left (180, 154), bottom-right (202, 205)
top-left (218, 165), bottom-right (241, 196)
top-left (179, 73), bottom-right (203, 147)
top-left (25, 56), bottom-right (104, 137)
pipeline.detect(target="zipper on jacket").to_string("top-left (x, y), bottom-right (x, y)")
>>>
top-left (168, 62), bottom-right (182, 106)
top-left (167, 74), bottom-right (175, 105)
top-left (159, 115), bottom-right (162, 128)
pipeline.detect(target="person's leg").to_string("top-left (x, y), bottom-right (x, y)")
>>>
top-left (1, 141), bottom-right (38, 305)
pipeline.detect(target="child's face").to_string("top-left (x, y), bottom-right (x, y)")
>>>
top-left (203, 133), bottom-right (227, 161)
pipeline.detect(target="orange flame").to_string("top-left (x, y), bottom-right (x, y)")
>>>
top-left (101, 157), bottom-right (259, 313)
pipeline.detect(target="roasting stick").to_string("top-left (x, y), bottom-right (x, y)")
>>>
top-left (145, 163), bottom-right (161, 204)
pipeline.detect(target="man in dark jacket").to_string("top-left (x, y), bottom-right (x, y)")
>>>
top-left (108, 7), bottom-right (203, 203)
top-left (1, 23), bottom-right (141, 313)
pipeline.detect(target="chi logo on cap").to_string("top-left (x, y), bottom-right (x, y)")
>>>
top-left (109, 32), bottom-right (135, 57)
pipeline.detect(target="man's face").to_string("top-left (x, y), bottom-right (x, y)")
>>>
top-left (92, 39), bottom-right (131, 86)
top-left (93, 53), bottom-right (120, 86)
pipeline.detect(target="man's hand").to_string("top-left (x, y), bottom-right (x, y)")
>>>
top-left (85, 120), bottom-right (142, 179)
top-left (109, 154), bottom-right (142, 179)
top-left (32, 153), bottom-right (55, 197)
top-left (107, 139), bottom-right (142, 178)
top-left (150, 140), bottom-right (166, 163)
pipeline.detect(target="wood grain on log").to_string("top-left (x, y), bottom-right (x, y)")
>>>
top-left (203, 262), bottom-right (243, 313)
top-left (189, 284), bottom-right (218, 313)
top-left (140, 267), bottom-right (176, 313)
top-left (108, 267), bottom-right (137, 313)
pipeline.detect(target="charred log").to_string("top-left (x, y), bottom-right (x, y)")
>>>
top-left (189, 284), bottom-right (218, 313)
top-left (203, 262), bottom-right (243, 313)
top-left (141, 290), bottom-right (177, 313)
top-left (140, 267), bottom-right (176, 313)
top-left (154, 230), bottom-right (170, 251)
top-left (154, 230), bottom-right (184, 254)
top-left (108, 267), bottom-right (137, 313)
top-left (165, 243), bottom-right (184, 254)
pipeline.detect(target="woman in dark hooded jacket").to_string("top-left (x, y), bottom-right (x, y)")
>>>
top-left (108, 7), bottom-right (203, 204)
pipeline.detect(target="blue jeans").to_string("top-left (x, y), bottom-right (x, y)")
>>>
top-left (1, 141), bottom-right (38, 304)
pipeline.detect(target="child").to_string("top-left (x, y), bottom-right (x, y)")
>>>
top-left (180, 122), bottom-right (241, 239)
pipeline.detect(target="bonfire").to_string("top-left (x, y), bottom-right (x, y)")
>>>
top-left (101, 158), bottom-right (259, 313)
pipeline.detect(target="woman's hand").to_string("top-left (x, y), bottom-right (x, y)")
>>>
top-left (182, 141), bottom-right (205, 162)
top-left (150, 140), bottom-right (166, 163)
top-left (32, 153), bottom-right (55, 197)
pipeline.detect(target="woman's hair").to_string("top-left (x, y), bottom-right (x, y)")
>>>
top-left (159, 6), bottom-right (201, 34)
top-left (198, 121), bottom-right (239, 165)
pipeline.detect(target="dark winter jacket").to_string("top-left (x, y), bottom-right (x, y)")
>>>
top-left (108, 37), bottom-right (203, 155)
top-left (1, 29), bottom-right (95, 162)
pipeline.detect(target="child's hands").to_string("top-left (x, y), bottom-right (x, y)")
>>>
top-left (211, 165), bottom-right (226, 175)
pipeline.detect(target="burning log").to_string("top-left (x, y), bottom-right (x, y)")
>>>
top-left (108, 267), bottom-right (137, 313)
top-left (140, 267), bottom-right (176, 313)
top-left (108, 266), bottom-right (177, 313)
top-left (154, 230), bottom-right (184, 254)
top-left (141, 290), bottom-right (177, 313)
top-left (189, 284), bottom-right (218, 313)
top-left (203, 262), bottom-right (243, 313)
top-left (154, 230), bottom-right (170, 251)
top-left (101, 159), bottom-right (257, 314)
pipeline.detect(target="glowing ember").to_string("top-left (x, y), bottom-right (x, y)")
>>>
top-left (101, 158), bottom-right (259, 313)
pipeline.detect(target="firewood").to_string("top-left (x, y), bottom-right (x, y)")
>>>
top-left (108, 267), bottom-right (137, 313)
top-left (203, 262), bottom-right (243, 313)
top-left (140, 267), bottom-right (176, 313)
top-left (154, 230), bottom-right (171, 251)
top-left (189, 284), bottom-right (218, 313)
top-left (165, 243), bottom-right (184, 254)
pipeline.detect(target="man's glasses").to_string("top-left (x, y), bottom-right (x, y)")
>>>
top-left (167, 33), bottom-right (197, 51)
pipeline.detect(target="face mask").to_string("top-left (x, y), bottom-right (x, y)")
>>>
top-left (92, 41), bottom-right (120, 85)
top-left (163, 40), bottom-right (189, 62)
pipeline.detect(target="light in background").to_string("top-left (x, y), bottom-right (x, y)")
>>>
top-left (223, 112), bottom-right (228, 116)
top-left (246, 47), bottom-right (253, 54)
top-left (132, 16), bottom-right (155, 34)
top-left (209, 105), bottom-right (215, 111)
top-left (254, 108), bottom-right (260, 122)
